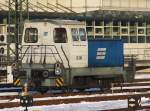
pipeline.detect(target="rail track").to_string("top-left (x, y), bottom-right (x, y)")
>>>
top-left (111, 78), bottom-right (150, 93)
top-left (0, 91), bottom-right (150, 110)
top-left (1, 78), bottom-right (150, 110)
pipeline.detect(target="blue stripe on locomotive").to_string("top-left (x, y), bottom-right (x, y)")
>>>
top-left (88, 39), bottom-right (124, 67)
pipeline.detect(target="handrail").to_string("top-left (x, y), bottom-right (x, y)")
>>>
top-left (49, 46), bottom-right (58, 63)
top-left (61, 45), bottom-right (70, 68)
top-left (52, 45), bottom-right (63, 63)
top-left (20, 46), bottom-right (30, 61)
top-left (20, 45), bottom-right (63, 64)
top-left (61, 45), bottom-right (71, 86)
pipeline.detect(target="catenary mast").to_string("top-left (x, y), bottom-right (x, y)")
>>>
top-left (8, 0), bottom-right (29, 68)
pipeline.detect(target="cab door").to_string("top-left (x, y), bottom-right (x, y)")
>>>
top-left (70, 28), bottom-right (88, 68)
top-left (53, 27), bottom-right (70, 68)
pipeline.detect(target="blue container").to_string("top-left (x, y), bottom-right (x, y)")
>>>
top-left (88, 39), bottom-right (124, 67)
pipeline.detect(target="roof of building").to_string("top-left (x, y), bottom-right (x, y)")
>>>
top-left (26, 19), bottom-right (85, 25)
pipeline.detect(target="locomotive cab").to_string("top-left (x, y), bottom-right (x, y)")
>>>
top-left (22, 20), bottom-right (88, 67)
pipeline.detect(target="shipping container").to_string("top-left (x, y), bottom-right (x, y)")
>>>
top-left (88, 39), bottom-right (124, 67)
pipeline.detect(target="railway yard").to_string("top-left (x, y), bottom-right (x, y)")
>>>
top-left (0, 73), bottom-right (150, 110)
top-left (1, 0), bottom-right (150, 111)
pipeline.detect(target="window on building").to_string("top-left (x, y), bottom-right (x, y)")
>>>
top-left (24, 28), bottom-right (38, 43)
top-left (113, 36), bottom-right (120, 39)
top-left (95, 36), bottom-right (103, 39)
top-left (138, 28), bottom-right (145, 35)
top-left (146, 36), bottom-right (150, 43)
top-left (79, 28), bottom-right (86, 41)
top-left (146, 28), bottom-right (150, 35)
top-left (104, 36), bottom-right (112, 39)
top-left (7, 25), bottom-right (16, 43)
top-left (130, 36), bottom-right (137, 43)
top-left (121, 28), bottom-right (128, 35)
top-left (121, 36), bottom-right (128, 43)
top-left (121, 21), bottom-right (128, 26)
top-left (71, 28), bottom-right (79, 41)
top-left (138, 36), bottom-right (145, 43)
top-left (54, 28), bottom-right (67, 43)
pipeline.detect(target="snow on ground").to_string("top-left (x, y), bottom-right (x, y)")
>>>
top-left (135, 74), bottom-right (150, 79)
top-left (0, 92), bottom-right (18, 96)
top-left (1, 91), bottom-right (148, 104)
top-left (135, 72), bottom-right (150, 79)
top-left (0, 93), bottom-right (133, 103)
top-left (0, 100), bottom-right (127, 111)
top-left (111, 85), bottom-right (150, 90)
top-left (0, 97), bottom-right (150, 111)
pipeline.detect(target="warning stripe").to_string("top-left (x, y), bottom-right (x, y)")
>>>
top-left (56, 77), bottom-right (64, 87)
top-left (56, 82), bottom-right (61, 87)
top-left (56, 79), bottom-right (62, 87)
top-left (59, 77), bottom-right (64, 83)
top-left (14, 79), bottom-right (21, 86)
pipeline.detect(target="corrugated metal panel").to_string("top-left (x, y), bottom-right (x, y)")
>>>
top-left (112, 0), bottom-right (120, 7)
top-left (88, 39), bottom-right (124, 67)
top-left (130, 0), bottom-right (138, 8)
top-left (103, 0), bottom-right (111, 7)
top-left (120, 0), bottom-right (129, 8)
top-left (138, 0), bottom-right (147, 8)
top-left (2, 0), bottom-right (150, 12)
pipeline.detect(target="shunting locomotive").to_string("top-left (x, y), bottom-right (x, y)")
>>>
top-left (2, 19), bottom-right (132, 91)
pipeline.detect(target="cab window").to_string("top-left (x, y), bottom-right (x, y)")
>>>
top-left (24, 28), bottom-right (38, 43)
top-left (71, 28), bottom-right (86, 41)
top-left (54, 28), bottom-right (67, 43)
top-left (79, 28), bottom-right (86, 41)
top-left (71, 28), bottom-right (79, 41)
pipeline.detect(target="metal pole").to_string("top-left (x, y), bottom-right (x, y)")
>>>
top-left (27, 0), bottom-right (29, 20)
top-left (15, 0), bottom-right (19, 69)
top-left (25, 106), bottom-right (28, 111)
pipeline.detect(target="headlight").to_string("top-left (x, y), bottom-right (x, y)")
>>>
top-left (55, 62), bottom-right (63, 76)
top-left (55, 68), bottom-right (62, 76)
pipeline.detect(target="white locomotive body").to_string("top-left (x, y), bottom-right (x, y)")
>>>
top-left (12, 19), bottom-right (125, 90)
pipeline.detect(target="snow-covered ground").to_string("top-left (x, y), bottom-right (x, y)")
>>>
top-left (0, 97), bottom-right (149, 111)
top-left (0, 100), bottom-right (127, 111)
top-left (135, 73), bottom-right (150, 79)
top-left (0, 92), bottom-right (138, 103)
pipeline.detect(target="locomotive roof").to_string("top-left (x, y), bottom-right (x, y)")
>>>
top-left (26, 19), bottom-right (84, 25)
